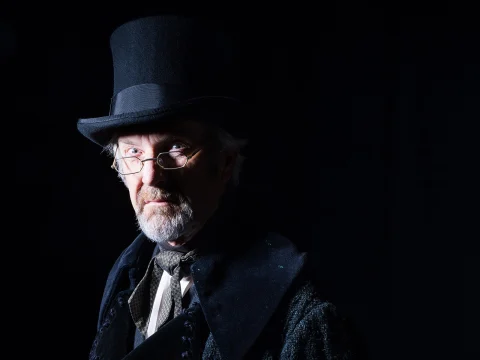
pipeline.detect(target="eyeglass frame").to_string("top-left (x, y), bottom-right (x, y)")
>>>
top-left (111, 147), bottom-right (202, 175)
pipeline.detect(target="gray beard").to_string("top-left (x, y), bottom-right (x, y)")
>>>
top-left (135, 200), bottom-right (196, 245)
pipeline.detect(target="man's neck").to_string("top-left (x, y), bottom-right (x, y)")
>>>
top-left (167, 224), bottom-right (204, 248)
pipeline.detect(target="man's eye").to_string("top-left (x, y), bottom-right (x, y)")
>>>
top-left (171, 142), bottom-right (187, 151)
top-left (126, 147), bottom-right (141, 156)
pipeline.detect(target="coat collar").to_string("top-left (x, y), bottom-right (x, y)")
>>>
top-left (102, 231), bottom-right (305, 360)
top-left (97, 233), bottom-right (155, 329)
top-left (191, 231), bottom-right (306, 360)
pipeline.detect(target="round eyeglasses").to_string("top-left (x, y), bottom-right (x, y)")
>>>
top-left (111, 148), bottom-right (201, 175)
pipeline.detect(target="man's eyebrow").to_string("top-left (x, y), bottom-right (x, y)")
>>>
top-left (117, 139), bottom-right (137, 146)
top-left (117, 134), bottom-right (188, 147)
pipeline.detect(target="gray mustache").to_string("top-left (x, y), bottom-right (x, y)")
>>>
top-left (139, 188), bottom-right (179, 203)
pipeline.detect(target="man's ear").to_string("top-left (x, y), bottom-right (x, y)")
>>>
top-left (220, 150), bottom-right (238, 184)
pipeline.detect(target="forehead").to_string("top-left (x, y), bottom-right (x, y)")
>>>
top-left (116, 119), bottom-right (207, 145)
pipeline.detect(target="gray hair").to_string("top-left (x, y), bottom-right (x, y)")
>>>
top-left (103, 124), bottom-right (248, 187)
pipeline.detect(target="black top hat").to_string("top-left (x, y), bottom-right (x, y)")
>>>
top-left (77, 15), bottom-right (247, 146)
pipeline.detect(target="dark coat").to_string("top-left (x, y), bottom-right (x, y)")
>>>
top-left (89, 195), bottom-right (360, 360)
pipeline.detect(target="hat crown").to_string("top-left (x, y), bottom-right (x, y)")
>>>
top-left (77, 15), bottom-right (248, 147)
top-left (109, 15), bottom-right (239, 97)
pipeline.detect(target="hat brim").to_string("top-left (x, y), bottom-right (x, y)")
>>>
top-left (77, 96), bottom-right (246, 146)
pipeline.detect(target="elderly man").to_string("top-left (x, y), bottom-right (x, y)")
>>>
top-left (77, 14), bottom-right (359, 360)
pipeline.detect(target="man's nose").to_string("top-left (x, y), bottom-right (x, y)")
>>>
top-left (141, 158), bottom-right (166, 185)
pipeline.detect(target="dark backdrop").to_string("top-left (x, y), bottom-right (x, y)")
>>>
top-left (8, 2), bottom-right (479, 359)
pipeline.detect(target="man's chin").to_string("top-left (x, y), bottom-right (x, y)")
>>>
top-left (138, 217), bottom-right (173, 241)
top-left (136, 201), bottom-right (194, 244)
top-left (140, 214), bottom-right (170, 229)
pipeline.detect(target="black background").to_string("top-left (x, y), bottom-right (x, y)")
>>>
top-left (7, 2), bottom-right (479, 359)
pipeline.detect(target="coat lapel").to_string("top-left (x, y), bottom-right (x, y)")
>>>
top-left (192, 232), bottom-right (307, 360)
top-left (97, 233), bottom-right (155, 330)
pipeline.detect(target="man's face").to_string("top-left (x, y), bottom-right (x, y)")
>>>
top-left (116, 120), bottom-right (234, 246)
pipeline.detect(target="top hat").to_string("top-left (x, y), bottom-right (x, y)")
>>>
top-left (77, 15), bottom-right (247, 147)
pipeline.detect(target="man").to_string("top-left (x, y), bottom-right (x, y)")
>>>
top-left (77, 14), bottom-right (359, 360)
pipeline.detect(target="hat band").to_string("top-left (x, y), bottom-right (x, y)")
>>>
top-left (109, 83), bottom-right (196, 115)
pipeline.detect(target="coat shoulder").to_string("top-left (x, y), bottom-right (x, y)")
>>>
top-left (280, 277), bottom-right (366, 359)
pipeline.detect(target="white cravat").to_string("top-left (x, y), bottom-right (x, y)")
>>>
top-left (146, 272), bottom-right (194, 337)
